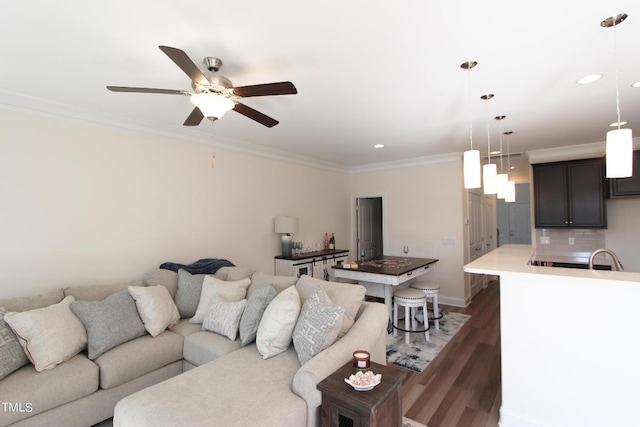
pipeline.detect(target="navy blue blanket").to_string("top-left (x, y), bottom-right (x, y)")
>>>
top-left (159, 258), bottom-right (235, 274)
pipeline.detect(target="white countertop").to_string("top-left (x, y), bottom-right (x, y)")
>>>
top-left (464, 244), bottom-right (640, 282)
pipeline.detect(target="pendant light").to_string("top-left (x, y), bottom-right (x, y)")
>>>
top-left (602, 13), bottom-right (633, 178)
top-left (481, 94), bottom-right (497, 194)
top-left (494, 115), bottom-right (508, 199)
top-left (504, 131), bottom-right (516, 203)
top-left (461, 61), bottom-right (481, 189)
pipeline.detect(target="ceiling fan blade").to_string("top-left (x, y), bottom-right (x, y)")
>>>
top-left (158, 45), bottom-right (209, 87)
top-left (233, 81), bottom-right (297, 98)
top-left (107, 86), bottom-right (190, 95)
top-left (183, 107), bottom-right (204, 126)
top-left (233, 103), bottom-right (279, 127)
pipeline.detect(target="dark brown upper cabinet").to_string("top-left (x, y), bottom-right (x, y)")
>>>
top-left (533, 157), bottom-right (607, 228)
top-left (609, 151), bottom-right (640, 198)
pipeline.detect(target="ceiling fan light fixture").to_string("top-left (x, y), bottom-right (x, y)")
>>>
top-left (189, 93), bottom-right (235, 119)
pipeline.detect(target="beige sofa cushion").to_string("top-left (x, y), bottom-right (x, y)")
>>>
top-left (94, 331), bottom-right (183, 389)
top-left (63, 280), bottom-right (144, 301)
top-left (0, 353), bottom-right (98, 425)
top-left (190, 276), bottom-right (251, 324)
top-left (247, 272), bottom-right (298, 297)
top-left (0, 289), bottom-right (64, 313)
top-left (296, 275), bottom-right (366, 337)
top-left (144, 268), bottom-right (179, 298)
top-left (169, 318), bottom-right (202, 337)
top-left (182, 330), bottom-right (242, 367)
top-left (114, 346), bottom-right (306, 427)
top-left (217, 266), bottom-right (255, 281)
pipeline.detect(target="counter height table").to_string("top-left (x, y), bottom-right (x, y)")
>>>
top-left (332, 256), bottom-right (438, 317)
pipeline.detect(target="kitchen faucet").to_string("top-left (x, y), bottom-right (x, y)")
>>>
top-left (588, 248), bottom-right (624, 271)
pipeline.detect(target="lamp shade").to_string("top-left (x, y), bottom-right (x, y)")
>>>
top-left (505, 180), bottom-right (516, 202)
top-left (496, 173), bottom-right (509, 199)
top-left (463, 150), bottom-right (481, 189)
top-left (606, 128), bottom-right (633, 178)
top-left (274, 216), bottom-right (298, 234)
top-left (483, 163), bottom-right (498, 195)
top-left (189, 93), bottom-right (235, 119)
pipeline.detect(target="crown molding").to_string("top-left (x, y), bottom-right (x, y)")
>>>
top-left (526, 138), bottom-right (640, 164)
top-left (0, 89), bottom-right (350, 174)
top-left (347, 152), bottom-right (461, 174)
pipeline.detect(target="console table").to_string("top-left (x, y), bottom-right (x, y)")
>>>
top-left (317, 360), bottom-right (405, 427)
top-left (275, 249), bottom-right (349, 280)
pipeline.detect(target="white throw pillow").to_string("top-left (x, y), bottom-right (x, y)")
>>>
top-left (256, 285), bottom-right (301, 359)
top-left (190, 276), bottom-right (251, 324)
top-left (4, 296), bottom-right (88, 372)
top-left (128, 285), bottom-right (180, 337)
top-left (202, 297), bottom-right (247, 341)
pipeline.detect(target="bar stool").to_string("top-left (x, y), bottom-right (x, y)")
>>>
top-left (393, 288), bottom-right (429, 344)
top-left (411, 282), bottom-right (441, 330)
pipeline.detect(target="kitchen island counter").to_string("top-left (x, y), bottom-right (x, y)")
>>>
top-left (465, 244), bottom-right (640, 427)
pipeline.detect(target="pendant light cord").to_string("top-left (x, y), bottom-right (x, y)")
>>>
top-left (467, 66), bottom-right (473, 150)
top-left (613, 19), bottom-right (622, 130)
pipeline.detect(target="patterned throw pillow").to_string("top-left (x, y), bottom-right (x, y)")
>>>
top-left (293, 288), bottom-right (345, 366)
top-left (190, 276), bottom-right (252, 324)
top-left (202, 297), bottom-right (247, 341)
top-left (0, 307), bottom-right (29, 379)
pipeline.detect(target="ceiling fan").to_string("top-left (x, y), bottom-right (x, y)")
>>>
top-left (107, 45), bottom-right (297, 128)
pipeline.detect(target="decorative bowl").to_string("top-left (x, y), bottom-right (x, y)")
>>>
top-left (344, 370), bottom-right (382, 391)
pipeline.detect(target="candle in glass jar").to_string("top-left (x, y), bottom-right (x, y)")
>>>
top-left (353, 350), bottom-right (370, 370)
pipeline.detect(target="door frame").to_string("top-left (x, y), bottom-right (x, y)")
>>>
top-left (351, 193), bottom-right (387, 261)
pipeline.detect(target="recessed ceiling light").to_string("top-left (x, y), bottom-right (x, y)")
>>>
top-left (610, 121), bottom-right (628, 127)
top-left (576, 74), bottom-right (603, 84)
top-left (373, 144), bottom-right (384, 149)
top-left (632, 81), bottom-right (640, 88)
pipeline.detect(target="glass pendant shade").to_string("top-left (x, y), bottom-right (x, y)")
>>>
top-left (483, 163), bottom-right (498, 195)
top-left (505, 180), bottom-right (516, 202)
top-left (463, 150), bottom-right (482, 189)
top-left (606, 128), bottom-right (633, 178)
top-left (189, 93), bottom-right (235, 119)
top-left (496, 173), bottom-right (509, 199)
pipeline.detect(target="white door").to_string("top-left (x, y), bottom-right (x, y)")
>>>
top-left (468, 191), bottom-right (484, 298)
top-left (357, 198), bottom-right (375, 260)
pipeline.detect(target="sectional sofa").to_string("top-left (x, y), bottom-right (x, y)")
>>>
top-left (0, 266), bottom-right (388, 427)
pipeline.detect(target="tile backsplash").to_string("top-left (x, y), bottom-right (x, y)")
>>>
top-left (535, 228), bottom-right (605, 256)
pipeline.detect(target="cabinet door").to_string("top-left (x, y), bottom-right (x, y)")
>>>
top-left (568, 159), bottom-right (606, 228)
top-left (609, 151), bottom-right (640, 197)
top-left (534, 163), bottom-right (568, 227)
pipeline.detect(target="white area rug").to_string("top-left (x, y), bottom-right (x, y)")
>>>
top-left (386, 311), bottom-right (470, 372)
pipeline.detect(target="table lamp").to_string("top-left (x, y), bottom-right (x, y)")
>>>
top-left (275, 216), bottom-right (298, 257)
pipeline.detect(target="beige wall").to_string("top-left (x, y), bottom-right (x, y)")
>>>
top-left (0, 110), bottom-right (349, 298)
top-left (348, 160), bottom-right (467, 305)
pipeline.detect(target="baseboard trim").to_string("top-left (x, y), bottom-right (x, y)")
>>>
top-left (438, 295), bottom-right (468, 307)
top-left (499, 406), bottom-right (545, 427)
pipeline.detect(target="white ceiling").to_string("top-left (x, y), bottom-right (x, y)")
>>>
top-left (1, 0), bottom-right (639, 178)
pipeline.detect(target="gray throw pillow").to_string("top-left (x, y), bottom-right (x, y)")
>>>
top-left (239, 285), bottom-right (277, 346)
top-left (0, 307), bottom-right (29, 380)
top-left (70, 290), bottom-right (147, 360)
top-left (175, 269), bottom-right (226, 318)
top-left (202, 297), bottom-right (246, 341)
top-left (293, 288), bottom-right (345, 366)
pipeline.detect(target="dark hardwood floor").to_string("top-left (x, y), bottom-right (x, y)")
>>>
top-left (392, 280), bottom-right (501, 427)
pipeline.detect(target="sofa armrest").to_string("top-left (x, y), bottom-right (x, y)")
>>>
top-left (292, 301), bottom-right (388, 427)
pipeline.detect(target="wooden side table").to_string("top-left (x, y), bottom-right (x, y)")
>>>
top-left (317, 361), bottom-right (406, 427)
